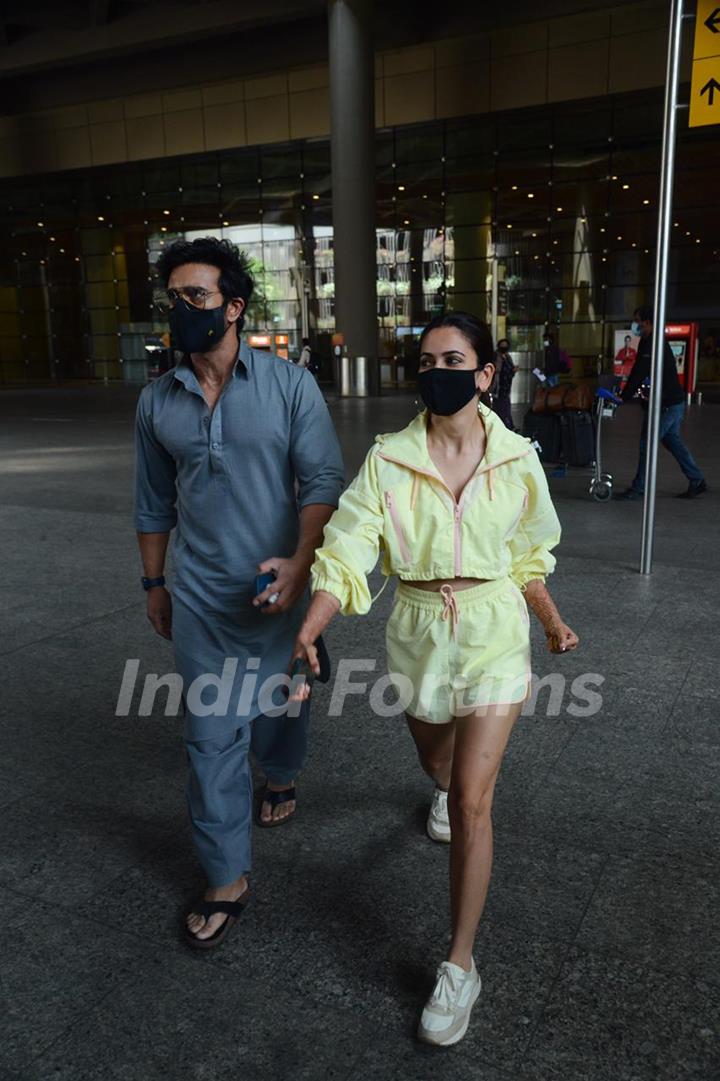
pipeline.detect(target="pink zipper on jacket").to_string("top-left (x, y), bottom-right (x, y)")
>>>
top-left (379, 454), bottom-right (467, 574)
top-left (384, 489), bottom-right (411, 563)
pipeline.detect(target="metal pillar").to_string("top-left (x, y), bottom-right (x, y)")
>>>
top-left (640, 0), bottom-right (684, 575)
top-left (328, 0), bottom-right (379, 395)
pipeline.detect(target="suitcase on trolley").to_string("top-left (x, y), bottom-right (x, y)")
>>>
top-left (522, 410), bottom-right (562, 463)
top-left (560, 410), bottom-right (595, 467)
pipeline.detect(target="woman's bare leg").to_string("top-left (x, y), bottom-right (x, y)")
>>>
top-left (406, 713), bottom-right (456, 792)
top-left (446, 701), bottom-right (523, 970)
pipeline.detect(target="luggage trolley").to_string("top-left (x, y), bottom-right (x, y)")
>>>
top-left (589, 376), bottom-right (622, 502)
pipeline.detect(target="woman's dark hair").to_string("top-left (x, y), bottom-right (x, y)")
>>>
top-left (156, 237), bottom-right (254, 328)
top-left (635, 304), bottom-right (654, 323)
top-left (419, 311), bottom-right (496, 406)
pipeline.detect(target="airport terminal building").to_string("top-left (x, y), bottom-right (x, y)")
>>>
top-left (0, 0), bottom-right (717, 391)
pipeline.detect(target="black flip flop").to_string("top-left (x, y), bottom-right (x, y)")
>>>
top-left (184, 888), bottom-right (250, 950)
top-left (257, 786), bottom-right (297, 828)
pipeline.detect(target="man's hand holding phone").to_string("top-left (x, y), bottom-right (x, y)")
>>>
top-left (252, 555), bottom-right (312, 615)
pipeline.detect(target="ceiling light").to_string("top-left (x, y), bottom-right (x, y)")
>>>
top-left (527, 192), bottom-right (534, 199)
top-left (511, 185), bottom-right (518, 190)
top-left (556, 207), bottom-right (563, 212)
top-left (403, 219), bottom-right (410, 225)
top-left (507, 224), bottom-right (513, 229)
top-left (37, 221), bottom-right (44, 227)
top-left (617, 236), bottom-right (622, 240)
top-left (642, 199), bottom-right (650, 205)
top-left (600, 227), bottom-right (605, 232)
top-left (223, 220), bottom-right (229, 226)
top-left (622, 183), bottom-right (630, 190)
top-left (163, 209), bottom-right (170, 215)
top-left (611, 175), bottom-right (618, 180)
top-left (160, 226), bottom-right (167, 232)
top-left (312, 194), bottom-right (320, 200)
top-left (686, 231), bottom-right (691, 236)
top-left (696, 238), bottom-right (701, 243)
top-left (97, 215), bottom-right (105, 221)
top-left (397, 185), bottom-right (405, 191)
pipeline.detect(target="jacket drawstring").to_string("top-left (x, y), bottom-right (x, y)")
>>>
top-left (440, 584), bottom-right (460, 640)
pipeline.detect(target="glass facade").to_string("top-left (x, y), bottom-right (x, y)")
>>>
top-left (0, 87), bottom-right (717, 388)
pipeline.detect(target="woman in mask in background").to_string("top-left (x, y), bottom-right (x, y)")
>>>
top-left (287, 311), bottom-right (578, 1047)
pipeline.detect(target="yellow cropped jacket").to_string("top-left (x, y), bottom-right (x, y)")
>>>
top-left (310, 406), bottom-right (562, 615)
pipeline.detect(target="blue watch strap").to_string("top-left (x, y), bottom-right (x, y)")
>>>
top-left (141, 575), bottom-right (166, 591)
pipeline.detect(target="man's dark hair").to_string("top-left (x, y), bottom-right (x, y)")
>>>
top-left (635, 304), bottom-right (654, 323)
top-left (497, 338), bottom-right (509, 349)
top-left (156, 237), bottom-right (254, 328)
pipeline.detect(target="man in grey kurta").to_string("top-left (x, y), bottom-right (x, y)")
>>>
top-left (134, 236), bottom-right (344, 944)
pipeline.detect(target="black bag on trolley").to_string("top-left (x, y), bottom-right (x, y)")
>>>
top-left (559, 410), bottom-right (595, 467)
top-left (522, 410), bottom-right (563, 463)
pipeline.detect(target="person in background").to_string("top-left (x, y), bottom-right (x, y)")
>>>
top-left (492, 338), bottom-right (517, 430)
top-left (615, 304), bottom-right (707, 500)
top-left (298, 337), bottom-right (312, 369)
top-left (543, 330), bottom-right (561, 387)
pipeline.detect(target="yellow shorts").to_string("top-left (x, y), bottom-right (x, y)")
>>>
top-left (385, 578), bottom-right (531, 724)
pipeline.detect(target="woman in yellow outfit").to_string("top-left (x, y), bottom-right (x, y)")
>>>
top-left (288, 312), bottom-right (578, 1047)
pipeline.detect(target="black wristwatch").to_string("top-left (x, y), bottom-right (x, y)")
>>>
top-left (141, 575), bottom-right (166, 591)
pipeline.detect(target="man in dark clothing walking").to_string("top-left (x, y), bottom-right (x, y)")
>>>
top-left (492, 338), bottom-right (517, 430)
top-left (615, 305), bottom-right (706, 501)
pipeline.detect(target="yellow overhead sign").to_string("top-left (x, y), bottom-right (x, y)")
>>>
top-left (691, 1), bottom-right (720, 126)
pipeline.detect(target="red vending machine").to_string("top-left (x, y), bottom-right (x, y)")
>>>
top-left (665, 322), bottom-right (699, 396)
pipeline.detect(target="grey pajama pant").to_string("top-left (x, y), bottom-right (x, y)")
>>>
top-left (184, 700), bottom-right (310, 886)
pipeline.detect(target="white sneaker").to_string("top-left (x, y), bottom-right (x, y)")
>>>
top-left (417, 958), bottom-right (482, 1046)
top-left (426, 787), bottom-right (451, 843)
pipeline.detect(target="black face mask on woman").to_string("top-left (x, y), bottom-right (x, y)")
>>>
top-left (417, 367), bottom-right (479, 416)
top-left (168, 300), bottom-right (230, 354)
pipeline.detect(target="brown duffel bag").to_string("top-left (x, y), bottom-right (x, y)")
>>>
top-left (532, 382), bottom-right (594, 414)
top-left (563, 383), bottom-right (594, 411)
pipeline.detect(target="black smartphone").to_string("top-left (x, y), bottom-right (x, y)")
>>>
top-left (290, 655), bottom-right (316, 689)
top-left (289, 635), bottom-right (331, 691)
top-left (314, 634), bottom-right (331, 683)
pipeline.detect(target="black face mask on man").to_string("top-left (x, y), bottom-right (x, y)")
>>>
top-left (417, 367), bottom-right (479, 416)
top-left (168, 300), bottom-right (230, 354)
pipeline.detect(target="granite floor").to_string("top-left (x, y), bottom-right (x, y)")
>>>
top-left (0, 384), bottom-right (718, 1081)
